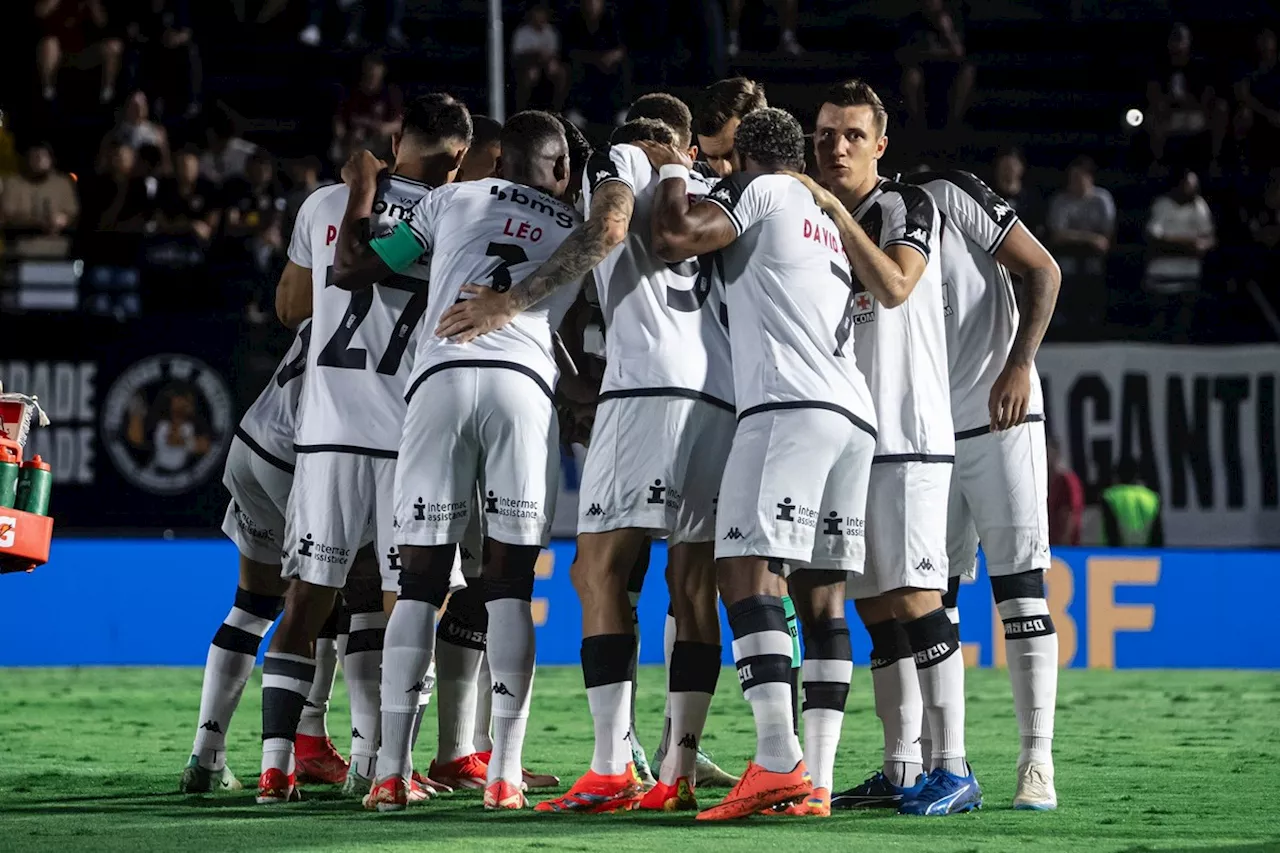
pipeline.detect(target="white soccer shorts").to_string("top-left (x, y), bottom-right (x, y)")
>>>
top-left (848, 459), bottom-right (952, 599)
top-left (221, 434), bottom-right (294, 565)
top-left (577, 394), bottom-right (736, 545)
top-left (947, 419), bottom-right (1052, 579)
top-left (714, 407), bottom-right (875, 571)
top-left (395, 365), bottom-right (559, 549)
top-left (281, 449), bottom-right (403, 592)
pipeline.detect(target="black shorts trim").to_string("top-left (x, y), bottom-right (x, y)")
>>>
top-left (871, 453), bottom-right (956, 464)
top-left (737, 401), bottom-right (877, 441)
top-left (598, 387), bottom-right (735, 413)
top-left (293, 443), bottom-right (398, 459)
top-left (405, 359), bottom-right (554, 403)
top-left (954, 412), bottom-right (1045, 442)
top-left (235, 427), bottom-right (295, 474)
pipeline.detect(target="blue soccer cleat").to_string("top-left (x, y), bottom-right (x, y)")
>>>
top-left (898, 766), bottom-right (982, 816)
top-left (831, 770), bottom-right (926, 810)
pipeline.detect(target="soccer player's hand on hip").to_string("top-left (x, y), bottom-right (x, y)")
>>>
top-left (988, 361), bottom-right (1032, 431)
top-left (633, 140), bottom-right (692, 172)
top-left (435, 284), bottom-right (517, 343)
top-left (341, 149), bottom-right (384, 190)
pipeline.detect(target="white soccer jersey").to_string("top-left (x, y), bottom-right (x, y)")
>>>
top-left (397, 178), bottom-right (582, 400)
top-left (290, 176), bottom-right (434, 455)
top-left (701, 172), bottom-right (876, 432)
top-left (904, 170), bottom-right (1045, 436)
top-left (236, 320), bottom-right (311, 470)
top-left (583, 144), bottom-right (734, 409)
top-left (847, 179), bottom-right (955, 460)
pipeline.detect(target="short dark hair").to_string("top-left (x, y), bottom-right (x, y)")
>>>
top-left (501, 109), bottom-right (568, 164)
top-left (610, 118), bottom-right (676, 147)
top-left (1068, 155), bottom-right (1096, 176)
top-left (555, 114), bottom-right (593, 175)
top-left (694, 77), bottom-right (768, 137)
top-left (469, 115), bottom-right (504, 150)
top-left (1115, 457), bottom-right (1140, 484)
top-left (734, 107), bottom-right (806, 173)
top-left (402, 93), bottom-right (473, 146)
top-left (626, 93), bottom-right (692, 148)
top-left (821, 79), bottom-right (889, 135)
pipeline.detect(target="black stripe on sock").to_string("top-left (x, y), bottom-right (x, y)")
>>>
top-left (233, 586), bottom-right (284, 621)
top-left (942, 574), bottom-right (961, 609)
top-left (725, 595), bottom-right (787, 640)
top-left (263, 655), bottom-right (317, 683)
top-left (788, 665), bottom-right (800, 735)
top-left (669, 642), bottom-right (721, 693)
top-left (212, 623), bottom-right (264, 656)
top-left (802, 681), bottom-right (850, 712)
top-left (581, 633), bottom-right (637, 689)
top-left (262, 686), bottom-right (309, 742)
top-left (345, 627), bottom-right (385, 655)
top-left (867, 619), bottom-right (912, 670)
top-left (736, 653), bottom-right (793, 692)
top-left (1003, 613), bottom-right (1056, 639)
top-left (803, 618), bottom-right (852, 660)
top-left (904, 608), bottom-right (960, 669)
top-left (438, 611), bottom-right (487, 651)
top-left (991, 569), bottom-right (1046, 603)
top-left (666, 601), bottom-right (675, 619)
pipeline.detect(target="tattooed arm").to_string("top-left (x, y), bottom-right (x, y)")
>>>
top-left (433, 181), bottom-right (634, 343)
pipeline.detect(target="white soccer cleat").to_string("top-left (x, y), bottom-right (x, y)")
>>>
top-left (1012, 762), bottom-right (1057, 811)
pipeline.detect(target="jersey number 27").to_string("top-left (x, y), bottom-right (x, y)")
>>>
top-left (317, 267), bottom-right (429, 375)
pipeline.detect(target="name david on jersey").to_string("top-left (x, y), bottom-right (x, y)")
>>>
top-left (489, 183), bottom-right (576, 230)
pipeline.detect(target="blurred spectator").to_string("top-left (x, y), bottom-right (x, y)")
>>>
top-left (81, 141), bottom-right (147, 232)
top-left (1144, 23), bottom-right (1228, 175)
top-left (898, 0), bottom-right (975, 128)
top-left (1231, 168), bottom-right (1280, 306)
top-left (1100, 458), bottom-right (1163, 548)
top-left (200, 111), bottom-right (258, 184)
top-left (513, 4), bottom-right (569, 113)
top-left (332, 55), bottom-right (403, 166)
top-left (101, 91), bottom-right (171, 174)
top-left (1143, 170), bottom-right (1215, 341)
top-left (1046, 156), bottom-right (1113, 330)
top-left (0, 114), bottom-right (23, 177)
top-left (300, 0), bottom-right (407, 49)
top-left (1234, 29), bottom-right (1279, 164)
top-left (283, 156), bottom-right (325, 236)
top-left (1046, 435), bottom-right (1083, 547)
top-left (726, 0), bottom-right (802, 58)
top-left (218, 149), bottom-right (287, 320)
top-left (564, 0), bottom-right (629, 127)
top-left (220, 149), bottom-right (285, 240)
top-left (991, 147), bottom-right (1040, 231)
top-left (123, 0), bottom-right (202, 119)
top-left (0, 142), bottom-right (79, 258)
top-left (456, 116), bottom-right (503, 182)
top-left (157, 146), bottom-right (220, 243)
top-left (36, 0), bottom-right (124, 103)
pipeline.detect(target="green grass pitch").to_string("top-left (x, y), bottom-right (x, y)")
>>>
top-left (1, 666), bottom-right (1278, 852)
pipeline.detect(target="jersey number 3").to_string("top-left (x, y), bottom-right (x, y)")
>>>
top-left (317, 267), bottom-right (429, 375)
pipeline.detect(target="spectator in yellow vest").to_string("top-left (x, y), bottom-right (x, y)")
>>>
top-left (1100, 458), bottom-right (1164, 547)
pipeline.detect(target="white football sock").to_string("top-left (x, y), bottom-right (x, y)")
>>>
top-left (907, 611), bottom-right (967, 777)
top-left (998, 597), bottom-right (1058, 768)
top-left (588, 681), bottom-right (633, 776)
top-left (344, 611), bottom-right (387, 774)
top-left (298, 636), bottom-right (338, 738)
top-left (872, 657), bottom-right (924, 784)
top-left (260, 652), bottom-right (315, 775)
top-left (435, 637), bottom-right (484, 762)
top-left (485, 598), bottom-right (536, 785)
top-left (376, 600), bottom-right (436, 780)
top-left (474, 653), bottom-right (493, 752)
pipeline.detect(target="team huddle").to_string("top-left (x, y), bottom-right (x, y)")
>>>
top-left (180, 75), bottom-right (1063, 821)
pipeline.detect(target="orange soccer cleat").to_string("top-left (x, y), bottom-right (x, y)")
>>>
top-left (770, 786), bottom-right (831, 817)
top-left (534, 765), bottom-right (644, 814)
top-left (294, 734), bottom-right (349, 785)
top-left (484, 779), bottom-right (527, 810)
top-left (412, 770), bottom-right (453, 795)
top-left (363, 775), bottom-right (410, 812)
top-left (429, 753), bottom-right (489, 790)
top-left (695, 761), bottom-right (811, 821)
top-left (638, 777), bottom-right (698, 811)
top-left (256, 768), bottom-right (300, 804)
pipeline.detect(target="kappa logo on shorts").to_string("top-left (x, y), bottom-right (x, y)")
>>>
top-left (414, 497), bottom-right (426, 521)
top-left (647, 479), bottom-right (667, 505)
top-left (586, 503), bottom-right (604, 517)
top-left (915, 557), bottom-right (935, 574)
top-left (823, 512), bottom-right (843, 536)
top-left (723, 527), bottom-right (744, 540)
top-left (776, 498), bottom-right (796, 522)
top-left (387, 549), bottom-right (402, 571)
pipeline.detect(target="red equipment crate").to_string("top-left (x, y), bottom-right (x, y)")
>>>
top-left (0, 391), bottom-right (53, 574)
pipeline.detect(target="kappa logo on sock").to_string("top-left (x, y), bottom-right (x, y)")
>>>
top-left (407, 680), bottom-right (427, 694)
top-left (623, 730), bottom-right (632, 741)
top-left (352, 727), bottom-right (365, 739)
top-left (776, 497), bottom-right (796, 522)
top-left (199, 720), bottom-right (224, 734)
top-left (585, 503), bottom-right (604, 517)
top-left (647, 479), bottom-right (667, 505)
top-left (492, 682), bottom-right (513, 696)
top-left (722, 527), bottom-right (744, 540)
top-left (678, 733), bottom-right (697, 749)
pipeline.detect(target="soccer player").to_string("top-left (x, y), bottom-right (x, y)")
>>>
top-left (642, 106), bottom-right (877, 820)
top-left (900, 168), bottom-right (1061, 810)
top-left (254, 95), bottom-right (473, 805)
top-left (692, 76), bottom-right (768, 178)
top-left (331, 111), bottom-right (580, 812)
top-left (798, 79), bottom-right (979, 816)
top-left (181, 320), bottom-right (348, 793)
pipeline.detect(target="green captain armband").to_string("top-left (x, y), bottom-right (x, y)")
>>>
top-left (369, 221), bottom-right (424, 273)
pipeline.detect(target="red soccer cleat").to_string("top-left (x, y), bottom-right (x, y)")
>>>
top-left (256, 768), bottom-right (300, 804)
top-left (429, 753), bottom-right (489, 790)
top-left (638, 776), bottom-right (698, 811)
top-left (294, 734), bottom-right (349, 785)
top-left (484, 779), bottom-right (527, 810)
top-left (363, 775), bottom-right (409, 812)
top-left (696, 761), bottom-right (811, 821)
top-left (534, 765), bottom-right (644, 814)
